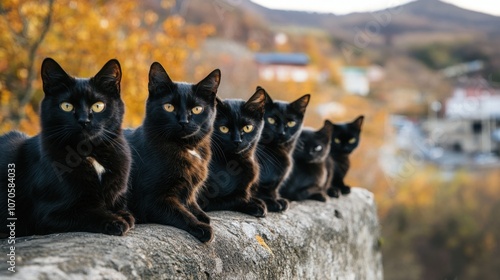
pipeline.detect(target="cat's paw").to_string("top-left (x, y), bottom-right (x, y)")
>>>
top-left (188, 203), bottom-right (211, 224)
top-left (241, 198), bottom-right (267, 217)
top-left (340, 185), bottom-right (351, 195)
top-left (265, 198), bottom-right (289, 212)
top-left (116, 210), bottom-right (136, 229)
top-left (276, 198), bottom-right (289, 212)
top-left (265, 199), bottom-right (283, 212)
top-left (194, 211), bottom-right (211, 224)
top-left (309, 192), bottom-right (328, 202)
top-left (188, 222), bottom-right (213, 243)
top-left (103, 217), bottom-right (130, 236)
top-left (327, 187), bottom-right (340, 198)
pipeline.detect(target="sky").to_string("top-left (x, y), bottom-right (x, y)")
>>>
top-left (250, 0), bottom-right (500, 16)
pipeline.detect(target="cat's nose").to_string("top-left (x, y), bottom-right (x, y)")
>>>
top-left (178, 119), bottom-right (189, 126)
top-left (178, 112), bottom-right (190, 126)
top-left (78, 118), bottom-right (91, 128)
top-left (233, 139), bottom-right (242, 146)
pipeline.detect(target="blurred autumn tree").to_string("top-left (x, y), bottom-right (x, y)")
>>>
top-left (0, 0), bottom-right (54, 133)
top-left (381, 166), bottom-right (500, 280)
top-left (0, 0), bottom-right (214, 134)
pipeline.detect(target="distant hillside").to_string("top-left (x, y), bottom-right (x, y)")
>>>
top-left (141, 0), bottom-right (500, 79)
top-left (237, 0), bottom-right (337, 28)
top-left (334, 0), bottom-right (500, 45)
top-left (391, 0), bottom-right (500, 33)
top-left (253, 0), bottom-right (500, 45)
top-left (150, 0), bottom-right (500, 49)
top-left (244, 0), bottom-right (500, 34)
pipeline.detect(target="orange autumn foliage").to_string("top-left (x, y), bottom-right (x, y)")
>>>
top-left (0, 0), bottom-right (214, 134)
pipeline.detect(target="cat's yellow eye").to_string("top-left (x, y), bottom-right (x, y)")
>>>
top-left (287, 121), bottom-right (296, 127)
top-left (334, 138), bottom-right (341, 144)
top-left (60, 102), bottom-right (74, 112)
top-left (91, 101), bottom-right (105, 113)
top-left (192, 106), bottom-right (204, 115)
top-left (348, 138), bottom-right (356, 144)
top-left (243, 125), bottom-right (254, 133)
top-left (164, 103), bottom-right (175, 112)
top-left (267, 117), bottom-right (276, 125)
top-left (219, 126), bottom-right (229, 133)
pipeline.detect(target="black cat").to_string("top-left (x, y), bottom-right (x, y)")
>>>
top-left (253, 87), bottom-right (310, 212)
top-left (0, 58), bottom-right (134, 237)
top-left (281, 120), bottom-right (333, 202)
top-left (199, 88), bottom-right (267, 217)
top-left (326, 115), bottom-right (364, 197)
top-left (126, 62), bottom-right (219, 243)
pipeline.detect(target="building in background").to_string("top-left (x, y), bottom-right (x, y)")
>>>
top-left (390, 76), bottom-right (500, 167)
top-left (423, 77), bottom-right (500, 159)
top-left (255, 53), bottom-right (310, 82)
top-left (340, 65), bottom-right (384, 96)
top-left (341, 67), bottom-right (369, 96)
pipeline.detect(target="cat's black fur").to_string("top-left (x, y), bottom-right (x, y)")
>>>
top-left (0, 58), bottom-right (134, 237)
top-left (281, 120), bottom-right (333, 202)
top-left (126, 62), bottom-right (220, 243)
top-left (253, 87), bottom-right (310, 212)
top-left (199, 89), bottom-right (267, 217)
top-left (326, 115), bottom-right (364, 197)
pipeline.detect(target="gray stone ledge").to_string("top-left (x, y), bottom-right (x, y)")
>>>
top-left (0, 187), bottom-right (382, 279)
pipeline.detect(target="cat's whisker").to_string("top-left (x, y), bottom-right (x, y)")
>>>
top-left (100, 129), bottom-right (129, 152)
top-left (46, 129), bottom-right (75, 145)
top-left (145, 124), bottom-right (180, 141)
top-left (255, 146), bottom-right (282, 173)
top-left (210, 136), bottom-right (228, 162)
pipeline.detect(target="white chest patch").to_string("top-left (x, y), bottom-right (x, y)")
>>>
top-left (87, 157), bottom-right (106, 181)
top-left (187, 149), bottom-right (202, 160)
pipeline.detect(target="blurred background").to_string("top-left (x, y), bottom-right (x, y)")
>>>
top-left (1, 0), bottom-right (500, 278)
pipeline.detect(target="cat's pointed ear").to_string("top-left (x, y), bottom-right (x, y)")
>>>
top-left (93, 59), bottom-right (121, 95)
top-left (196, 69), bottom-right (221, 99)
top-left (320, 120), bottom-right (333, 137)
top-left (215, 97), bottom-right (225, 110)
top-left (244, 87), bottom-right (266, 116)
top-left (148, 62), bottom-right (173, 96)
top-left (41, 58), bottom-right (73, 95)
top-left (257, 86), bottom-right (273, 110)
top-left (290, 94), bottom-right (310, 114)
top-left (351, 115), bottom-right (364, 130)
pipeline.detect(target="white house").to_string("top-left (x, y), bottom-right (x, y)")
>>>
top-left (341, 67), bottom-right (369, 96)
top-left (255, 53), bottom-right (310, 82)
top-left (425, 77), bottom-right (500, 154)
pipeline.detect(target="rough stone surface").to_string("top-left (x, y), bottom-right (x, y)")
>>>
top-left (0, 188), bottom-right (382, 279)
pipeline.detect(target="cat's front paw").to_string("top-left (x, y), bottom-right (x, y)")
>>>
top-left (265, 199), bottom-right (282, 212)
top-left (188, 222), bottom-right (213, 243)
top-left (103, 217), bottom-right (130, 236)
top-left (340, 185), bottom-right (351, 195)
top-left (309, 192), bottom-right (328, 202)
top-left (327, 187), bottom-right (340, 198)
top-left (241, 198), bottom-right (267, 217)
top-left (116, 210), bottom-right (136, 229)
top-left (188, 203), bottom-right (211, 224)
top-left (276, 198), bottom-right (289, 212)
top-left (194, 211), bottom-right (211, 224)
